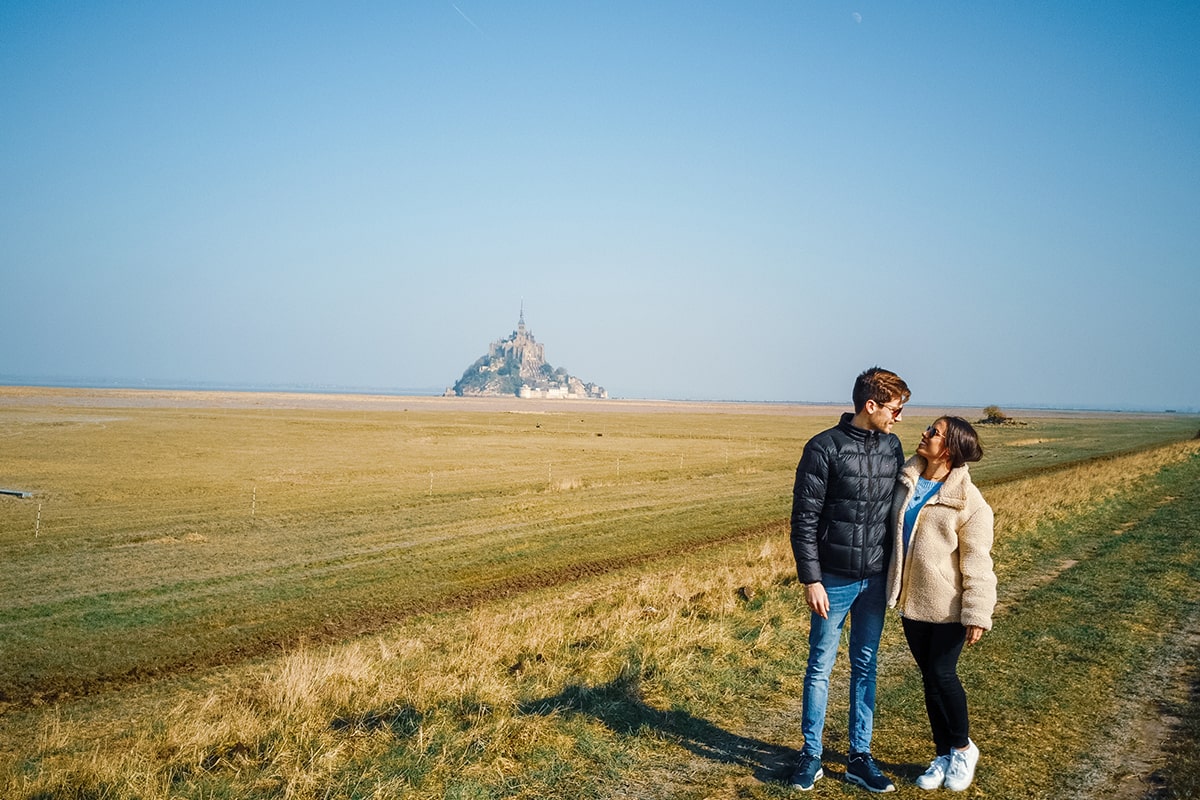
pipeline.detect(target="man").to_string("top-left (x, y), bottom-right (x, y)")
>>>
top-left (788, 367), bottom-right (910, 793)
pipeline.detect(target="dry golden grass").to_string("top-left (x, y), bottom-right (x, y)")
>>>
top-left (988, 437), bottom-right (1194, 535)
top-left (3, 533), bottom-right (803, 797)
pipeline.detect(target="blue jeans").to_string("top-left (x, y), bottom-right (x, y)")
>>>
top-left (801, 572), bottom-right (887, 758)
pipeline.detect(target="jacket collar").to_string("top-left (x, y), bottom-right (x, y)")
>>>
top-left (899, 455), bottom-right (971, 510)
top-left (838, 412), bottom-right (881, 443)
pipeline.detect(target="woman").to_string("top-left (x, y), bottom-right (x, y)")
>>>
top-left (886, 416), bottom-right (996, 792)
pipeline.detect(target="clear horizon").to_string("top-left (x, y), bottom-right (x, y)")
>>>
top-left (1, 374), bottom-right (1193, 415)
top-left (3, 3), bottom-right (1197, 411)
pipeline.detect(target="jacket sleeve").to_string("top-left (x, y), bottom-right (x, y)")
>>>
top-left (958, 501), bottom-right (997, 630)
top-left (790, 440), bottom-right (830, 584)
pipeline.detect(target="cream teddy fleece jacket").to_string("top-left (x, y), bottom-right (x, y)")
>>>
top-left (886, 456), bottom-right (997, 629)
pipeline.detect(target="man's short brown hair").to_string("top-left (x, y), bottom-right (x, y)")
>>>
top-left (852, 367), bottom-right (911, 413)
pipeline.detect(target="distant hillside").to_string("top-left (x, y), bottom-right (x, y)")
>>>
top-left (448, 310), bottom-right (607, 399)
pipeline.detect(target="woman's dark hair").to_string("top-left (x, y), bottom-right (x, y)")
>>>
top-left (939, 415), bottom-right (983, 469)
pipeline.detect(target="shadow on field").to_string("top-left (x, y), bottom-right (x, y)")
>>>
top-left (519, 672), bottom-right (800, 784)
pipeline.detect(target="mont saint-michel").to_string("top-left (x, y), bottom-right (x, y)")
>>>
top-left (447, 309), bottom-right (608, 399)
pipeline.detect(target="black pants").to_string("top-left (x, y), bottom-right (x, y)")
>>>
top-left (902, 617), bottom-right (970, 756)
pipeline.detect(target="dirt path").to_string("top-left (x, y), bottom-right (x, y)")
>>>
top-left (1076, 625), bottom-right (1200, 800)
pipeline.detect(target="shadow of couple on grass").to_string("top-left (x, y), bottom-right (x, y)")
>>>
top-left (518, 672), bottom-right (911, 787)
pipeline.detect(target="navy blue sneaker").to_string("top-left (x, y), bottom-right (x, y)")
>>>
top-left (789, 753), bottom-right (823, 791)
top-left (845, 752), bottom-right (895, 793)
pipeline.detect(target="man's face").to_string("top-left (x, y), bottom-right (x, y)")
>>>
top-left (864, 397), bottom-right (903, 434)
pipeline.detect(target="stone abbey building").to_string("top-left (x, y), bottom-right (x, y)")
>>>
top-left (448, 308), bottom-right (608, 399)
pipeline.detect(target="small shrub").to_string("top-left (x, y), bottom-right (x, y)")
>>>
top-left (981, 405), bottom-right (1011, 425)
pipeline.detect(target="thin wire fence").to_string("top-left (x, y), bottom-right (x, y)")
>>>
top-left (0, 444), bottom-right (789, 545)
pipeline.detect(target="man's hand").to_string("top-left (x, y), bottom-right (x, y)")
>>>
top-left (805, 582), bottom-right (829, 619)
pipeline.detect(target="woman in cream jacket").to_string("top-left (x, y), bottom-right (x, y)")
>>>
top-left (887, 416), bottom-right (996, 792)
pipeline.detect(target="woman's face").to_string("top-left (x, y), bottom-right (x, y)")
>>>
top-left (917, 419), bottom-right (951, 465)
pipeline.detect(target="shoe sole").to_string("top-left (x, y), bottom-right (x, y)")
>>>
top-left (790, 768), bottom-right (823, 791)
top-left (844, 772), bottom-right (896, 793)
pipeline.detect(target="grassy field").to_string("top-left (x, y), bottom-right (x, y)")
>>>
top-left (1, 387), bottom-right (1198, 798)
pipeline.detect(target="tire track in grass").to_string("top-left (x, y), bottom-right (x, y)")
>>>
top-left (994, 491), bottom-right (1180, 616)
top-left (0, 515), bottom-right (790, 706)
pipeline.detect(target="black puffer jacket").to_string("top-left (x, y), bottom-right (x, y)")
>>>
top-left (790, 413), bottom-right (904, 584)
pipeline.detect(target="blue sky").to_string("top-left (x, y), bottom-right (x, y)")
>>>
top-left (2, 2), bottom-right (1197, 410)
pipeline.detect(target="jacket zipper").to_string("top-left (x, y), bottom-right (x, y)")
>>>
top-left (861, 433), bottom-right (876, 580)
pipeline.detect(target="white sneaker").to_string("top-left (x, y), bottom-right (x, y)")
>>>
top-left (944, 740), bottom-right (979, 791)
top-left (915, 754), bottom-right (951, 790)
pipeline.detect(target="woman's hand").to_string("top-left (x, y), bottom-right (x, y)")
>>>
top-left (964, 625), bottom-right (985, 645)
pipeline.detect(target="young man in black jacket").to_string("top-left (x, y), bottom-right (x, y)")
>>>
top-left (788, 367), bottom-right (910, 793)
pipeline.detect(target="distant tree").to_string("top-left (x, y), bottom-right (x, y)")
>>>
top-left (980, 405), bottom-right (1010, 425)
